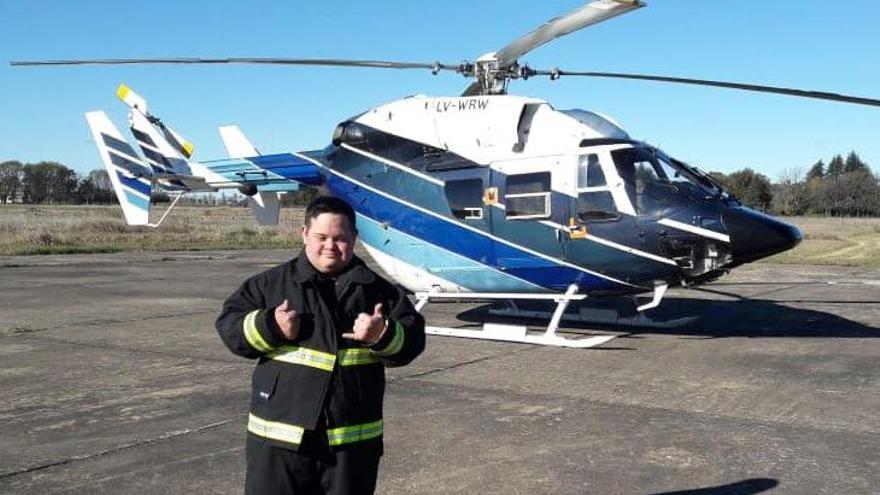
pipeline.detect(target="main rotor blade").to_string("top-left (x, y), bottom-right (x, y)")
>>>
top-left (540, 70), bottom-right (880, 108)
top-left (493, 0), bottom-right (645, 69)
top-left (11, 57), bottom-right (462, 72)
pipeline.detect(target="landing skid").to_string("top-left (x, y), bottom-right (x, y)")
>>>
top-left (424, 324), bottom-right (617, 348)
top-left (415, 285), bottom-right (617, 349)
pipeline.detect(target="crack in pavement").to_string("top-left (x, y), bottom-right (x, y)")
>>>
top-left (392, 344), bottom-right (539, 382)
top-left (56, 446), bottom-right (245, 493)
top-left (0, 419), bottom-right (238, 480)
top-left (13, 332), bottom-right (246, 365)
top-left (2, 309), bottom-right (217, 336)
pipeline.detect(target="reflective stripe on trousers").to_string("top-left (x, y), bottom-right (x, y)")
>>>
top-left (248, 413), bottom-right (383, 447)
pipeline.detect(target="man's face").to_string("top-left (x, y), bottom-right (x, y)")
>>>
top-left (302, 212), bottom-right (356, 275)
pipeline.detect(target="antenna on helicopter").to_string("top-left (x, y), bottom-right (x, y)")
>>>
top-left (11, 0), bottom-right (880, 106)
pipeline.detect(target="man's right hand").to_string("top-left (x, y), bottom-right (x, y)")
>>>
top-left (274, 299), bottom-right (300, 340)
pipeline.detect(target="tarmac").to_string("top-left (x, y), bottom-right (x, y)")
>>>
top-left (0, 248), bottom-right (878, 494)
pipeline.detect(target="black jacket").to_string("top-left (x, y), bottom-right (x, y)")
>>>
top-left (216, 252), bottom-right (425, 451)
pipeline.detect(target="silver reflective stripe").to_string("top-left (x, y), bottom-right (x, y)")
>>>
top-left (248, 413), bottom-right (304, 446)
top-left (338, 348), bottom-right (380, 366)
top-left (327, 419), bottom-right (384, 446)
top-left (371, 321), bottom-right (404, 357)
top-left (243, 310), bottom-right (272, 353)
top-left (268, 345), bottom-right (336, 372)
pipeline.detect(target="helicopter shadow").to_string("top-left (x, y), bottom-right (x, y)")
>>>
top-left (644, 477), bottom-right (779, 495)
top-left (455, 291), bottom-right (879, 340)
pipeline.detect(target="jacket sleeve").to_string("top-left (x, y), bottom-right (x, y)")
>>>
top-left (215, 274), bottom-right (287, 359)
top-left (369, 283), bottom-right (425, 367)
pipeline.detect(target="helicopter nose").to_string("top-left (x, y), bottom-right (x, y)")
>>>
top-left (723, 207), bottom-right (803, 266)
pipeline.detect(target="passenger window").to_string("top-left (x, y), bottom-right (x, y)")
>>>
top-left (445, 178), bottom-right (484, 220)
top-left (505, 172), bottom-right (551, 220)
top-left (577, 192), bottom-right (619, 222)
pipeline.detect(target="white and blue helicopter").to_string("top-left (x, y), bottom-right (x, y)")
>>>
top-left (14, 0), bottom-right (880, 347)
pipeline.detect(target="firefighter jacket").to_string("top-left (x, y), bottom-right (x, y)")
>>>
top-left (216, 252), bottom-right (425, 451)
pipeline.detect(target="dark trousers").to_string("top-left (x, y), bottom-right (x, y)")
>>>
top-left (245, 432), bottom-right (382, 495)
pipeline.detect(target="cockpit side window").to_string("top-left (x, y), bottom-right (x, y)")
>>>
top-left (634, 160), bottom-right (661, 194)
top-left (575, 153), bottom-right (618, 223)
top-left (577, 154), bottom-right (606, 188)
top-left (613, 147), bottom-right (712, 216)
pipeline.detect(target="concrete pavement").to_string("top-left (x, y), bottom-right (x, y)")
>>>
top-left (0, 249), bottom-right (878, 494)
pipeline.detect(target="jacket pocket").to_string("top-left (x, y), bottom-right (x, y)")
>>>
top-left (251, 363), bottom-right (280, 411)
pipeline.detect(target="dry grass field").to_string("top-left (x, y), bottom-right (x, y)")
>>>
top-left (765, 215), bottom-right (880, 268)
top-left (0, 204), bottom-right (303, 255)
top-left (1, 205), bottom-right (878, 267)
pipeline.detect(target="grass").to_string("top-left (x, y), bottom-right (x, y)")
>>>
top-left (1, 206), bottom-right (879, 268)
top-left (764, 216), bottom-right (880, 268)
top-left (0, 204), bottom-right (304, 255)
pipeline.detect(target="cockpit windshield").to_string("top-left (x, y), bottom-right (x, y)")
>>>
top-left (612, 147), bottom-right (722, 196)
top-left (611, 146), bottom-right (724, 214)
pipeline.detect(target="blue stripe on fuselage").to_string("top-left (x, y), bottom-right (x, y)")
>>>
top-left (251, 154), bottom-right (323, 185)
top-left (325, 171), bottom-right (628, 292)
top-left (357, 213), bottom-right (542, 292)
top-left (201, 154), bottom-right (322, 188)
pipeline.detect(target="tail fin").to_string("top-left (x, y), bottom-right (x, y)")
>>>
top-left (219, 125), bottom-right (260, 157)
top-left (85, 111), bottom-right (153, 226)
top-left (219, 125), bottom-right (283, 226)
top-left (117, 84), bottom-right (194, 177)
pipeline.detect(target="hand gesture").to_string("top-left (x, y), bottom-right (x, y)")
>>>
top-left (343, 303), bottom-right (386, 345)
top-left (274, 299), bottom-right (300, 340)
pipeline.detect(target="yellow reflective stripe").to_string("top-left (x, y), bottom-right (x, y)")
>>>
top-left (371, 321), bottom-right (404, 357)
top-left (243, 310), bottom-right (272, 353)
top-left (268, 345), bottom-right (336, 372)
top-left (338, 348), bottom-right (379, 366)
top-left (247, 413), bottom-right (304, 446)
top-left (327, 419), bottom-right (383, 446)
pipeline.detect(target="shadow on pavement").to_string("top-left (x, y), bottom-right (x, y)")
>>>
top-left (455, 294), bottom-right (879, 339)
top-left (646, 477), bottom-right (778, 495)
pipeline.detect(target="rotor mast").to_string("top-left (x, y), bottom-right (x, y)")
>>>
top-left (463, 0), bottom-right (645, 96)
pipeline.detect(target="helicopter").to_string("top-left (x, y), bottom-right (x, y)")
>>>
top-left (12, 0), bottom-right (880, 347)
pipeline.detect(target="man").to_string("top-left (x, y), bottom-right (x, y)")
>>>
top-left (216, 196), bottom-right (425, 495)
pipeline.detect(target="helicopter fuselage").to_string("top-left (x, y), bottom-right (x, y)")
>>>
top-left (297, 94), bottom-right (802, 296)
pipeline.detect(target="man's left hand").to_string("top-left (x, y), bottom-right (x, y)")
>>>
top-left (343, 303), bottom-right (386, 345)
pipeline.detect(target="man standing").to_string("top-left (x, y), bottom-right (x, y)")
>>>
top-left (217, 196), bottom-right (425, 495)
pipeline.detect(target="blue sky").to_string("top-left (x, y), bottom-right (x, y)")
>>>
top-left (2, 0), bottom-right (879, 180)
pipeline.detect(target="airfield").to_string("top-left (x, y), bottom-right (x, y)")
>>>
top-left (0, 248), bottom-right (878, 494)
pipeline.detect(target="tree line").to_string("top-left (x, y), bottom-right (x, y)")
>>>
top-left (0, 160), bottom-right (321, 207)
top-left (0, 161), bottom-right (115, 205)
top-left (708, 151), bottom-right (879, 216)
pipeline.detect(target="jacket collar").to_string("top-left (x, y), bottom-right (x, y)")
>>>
top-left (292, 250), bottom-right (376, 285)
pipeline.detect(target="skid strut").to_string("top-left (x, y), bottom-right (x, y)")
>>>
top-left (414, 285), bottom-right (617, 349)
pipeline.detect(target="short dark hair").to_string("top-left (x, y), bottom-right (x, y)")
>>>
top-left (304, 196), bottom-right (357, 232)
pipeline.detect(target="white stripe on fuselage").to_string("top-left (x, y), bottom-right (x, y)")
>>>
top-left (658, 218), bottom-right (730, 243)
top-left (340, 143), bottom-right (445, 186)
top-left (496, 204), bottom-right (679, 267)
